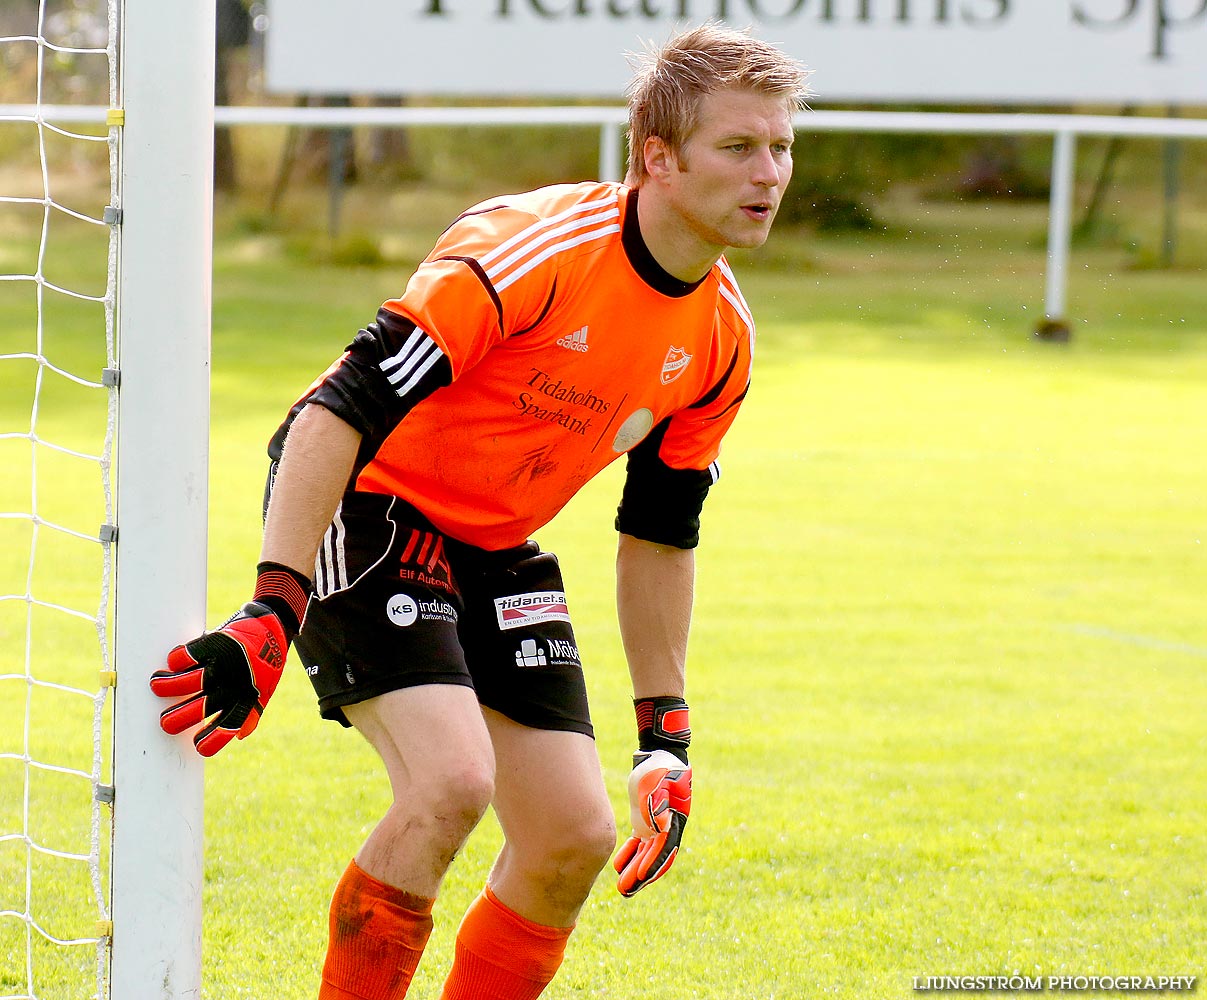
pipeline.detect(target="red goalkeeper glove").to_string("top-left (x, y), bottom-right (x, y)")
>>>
top-left (614, 697), bottom-right (692, 897)
top-left (149, 563), bottom-right (310, 758)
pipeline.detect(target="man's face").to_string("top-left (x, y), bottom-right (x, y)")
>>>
top-left (654, 87), bottom-right (795, 259)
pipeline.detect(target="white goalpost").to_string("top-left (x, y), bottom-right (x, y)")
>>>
top-left (109, 0), bottom-right (213, 997)
top-left (0, 1), bottom-right (211, 998)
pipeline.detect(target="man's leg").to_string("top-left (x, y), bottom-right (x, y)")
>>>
top-left (440, 708), bottom-right (616, 1000)
top-left (321, 684), bottom-right (496, 1000)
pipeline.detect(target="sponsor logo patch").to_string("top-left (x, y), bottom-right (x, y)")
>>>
top-left (494, 591), bottom-right (571, 630)
top-left (398, 529), bottom-right (455, 593)
top-left (545, 637), bottom-right (582, 667)
top-left (611, 407), bottom-right (653, 453)
top-left (387, 593), bottom-right (458, 627)
top-left (387, 594), bottom-right (419, 627)
top-left (512, 636), bottom-right (582, 669)
top-left (511, 368), bottom-right (613, 438)
top-left (511, 636), bottom-right (581, 665)
top-left (515, 638), bottom-right (548, 668)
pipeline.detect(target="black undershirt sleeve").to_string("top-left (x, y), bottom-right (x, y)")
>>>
top-left (268, 308), bottom-right (452, 464)
top-left (614, 418), bottom-right (715, 550)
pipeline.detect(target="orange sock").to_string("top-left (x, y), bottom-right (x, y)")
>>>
top-left (319, 858), bottom-right (435, 1000)
top-left (438, 886), bottom-right (574, 1000)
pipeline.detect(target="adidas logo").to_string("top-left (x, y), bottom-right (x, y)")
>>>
top-left (556, 325), bottom-right (589, 353)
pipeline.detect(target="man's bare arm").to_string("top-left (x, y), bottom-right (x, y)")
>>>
top-left (615, 532), bottom-right (694, 699)
top-left (261, 403), bottom-right (362, 575)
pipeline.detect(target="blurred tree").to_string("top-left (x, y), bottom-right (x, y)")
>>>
top-left (955, 135), bottom-right (1049, 200)
top-left (1076, 108), bottom-right (1133, 241)
top-left (215, 0), bottom-right (250, 191)
top-left (776, 130), bottom-right (886, 232)
top-left (268, 95), bottom-right (358, 217)
top-left (366, 97), bottom-right (419, 183)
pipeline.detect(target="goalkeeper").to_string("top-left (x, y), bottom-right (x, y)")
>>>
top-left (152, 22), bottom-right (808, 1000)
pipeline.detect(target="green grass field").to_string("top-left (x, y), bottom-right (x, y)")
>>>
top-left (2, 171), bottom-right (1206, 998)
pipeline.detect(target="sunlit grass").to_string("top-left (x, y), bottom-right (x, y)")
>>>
top-left (2, 182), bottom-right (1206, 997)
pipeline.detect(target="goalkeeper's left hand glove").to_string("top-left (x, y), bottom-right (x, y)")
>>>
top-left (614, 697), bottom-right (692, 897)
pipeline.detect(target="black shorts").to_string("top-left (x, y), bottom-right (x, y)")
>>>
top-left (293, 491), bottom-right (593, 737)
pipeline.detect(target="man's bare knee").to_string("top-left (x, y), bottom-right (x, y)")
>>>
top-left (364, 756), bottom-right (495, 887)
top-left (422, 758), bottom-right (496, 831)
top-left (574, 813), bottom-right (618, 876)
top-left (511, 811), bottom-right (616, 900)
top-left (393, 752), bottom-right (494, 837)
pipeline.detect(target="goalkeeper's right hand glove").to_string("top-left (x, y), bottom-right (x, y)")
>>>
top-left (149, 563), bottom-right (310, 758)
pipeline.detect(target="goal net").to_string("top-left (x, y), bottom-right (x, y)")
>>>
top-left (0, 3), bottom-right (119, 997)
top-left (1, 2), bottom-right (211, 997)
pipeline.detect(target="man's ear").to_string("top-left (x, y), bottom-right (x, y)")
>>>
top-left (643, 136), bottom-right (677, 183)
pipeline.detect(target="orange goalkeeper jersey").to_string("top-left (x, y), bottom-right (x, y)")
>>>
top-left (286, 182), bottom-right (755, 551)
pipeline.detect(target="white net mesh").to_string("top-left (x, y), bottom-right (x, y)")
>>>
top-left (0, 1), bottom-right (119, 997)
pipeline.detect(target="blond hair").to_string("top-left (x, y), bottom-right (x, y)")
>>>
top-left (625, 23), bottom-right (812, 186)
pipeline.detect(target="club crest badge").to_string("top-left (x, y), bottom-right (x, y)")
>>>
top-left (660, 345), bottom-right (693, 385)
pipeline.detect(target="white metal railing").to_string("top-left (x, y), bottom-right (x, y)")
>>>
top-left (5, 104), bottom-right (1205, 334)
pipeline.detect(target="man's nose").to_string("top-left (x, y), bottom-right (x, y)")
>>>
top-left (750, 147), bottom-right (779, 186)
